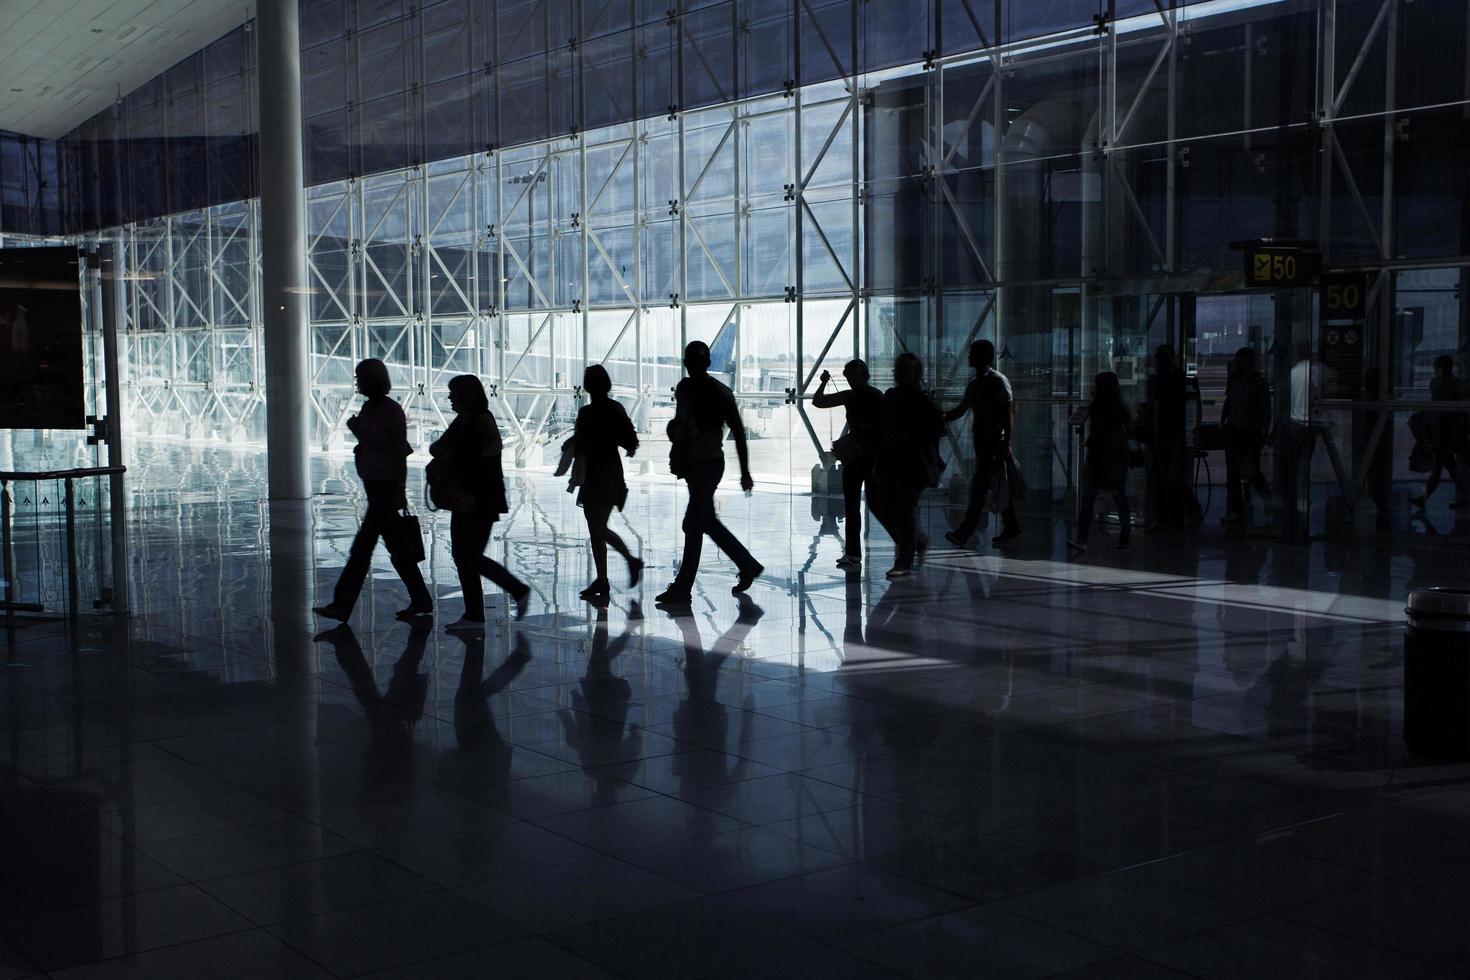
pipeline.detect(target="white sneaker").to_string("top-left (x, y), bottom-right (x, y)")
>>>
top-left (444, 617), bottom-right (486, 633)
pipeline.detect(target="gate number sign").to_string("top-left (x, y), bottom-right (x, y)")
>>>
top-left (1243, 245), bottom-right (1319, 287)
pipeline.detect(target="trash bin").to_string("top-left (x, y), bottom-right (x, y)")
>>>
top-left (1404, 589), bottom-right (1470, 758)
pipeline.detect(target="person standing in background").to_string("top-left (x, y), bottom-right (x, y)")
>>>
top-left (1221, 347), bottom-right (1272, 524)
top-left (1068, 371), bottom-right (1133, 553)
top-left (1413, 354), bottom-right (1464, 511)
top-left (813, 358), bottom-right (883, 568)
top-left (874, 353), bottom-right (945, 578)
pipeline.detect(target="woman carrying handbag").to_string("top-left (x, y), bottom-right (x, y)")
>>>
top-left (313, 358), bottom-right (433, 622)
top-left (428, 375), bottom-right (531, 631)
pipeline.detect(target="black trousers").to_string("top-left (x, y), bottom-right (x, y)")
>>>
top-left (450, 509), bottom-right (528, 621)
top-left (956, 444), bottom-right (1016, 539)
top-left (675, 458), bottom-right (757, 587)
top-left (332, 480), bottom-right (431, 613)
top-left (1076, 475), bottom-right (1130, 543)
top-left (873, 479), bottom-right (921, 569)
top-left (1224, 429), bottom-right (1269, 516)
top-left (840, 458), bottom-right (873, 557)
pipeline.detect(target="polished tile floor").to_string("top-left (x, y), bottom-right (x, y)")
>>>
top-left (4, 443), bottom-right (1470, 978)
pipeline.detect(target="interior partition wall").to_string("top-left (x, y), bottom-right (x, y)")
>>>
top-left (70, 0), bottom-right (1470, 506)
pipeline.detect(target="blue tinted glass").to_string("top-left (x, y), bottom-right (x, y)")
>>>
top-left (300, 0), bottom-right (346, 47)
top-left (356, 17), bottom-right (418, 101)
top-left (305, 108), bottom-right (354, 185)
top-left (583, 29), bottom-right (636, 130)
top-left (683, 2), bottom-right (737, 111)
top-left (424, 0), bottom-right (472, 83)
top-left (500, 0), bottom-right (549, 63)
top-left (583, 0), bottom-right (636, 39)
top-left (740, 0), bottom-right (792, 97)
top-left (303, 40), bottom-right (350, 116)
top-left (357, 92), bottom-right (419, 174)
top-left (799, 0), bottom-right (853, 85)
top-left (425, 73), bottom-right (477, 161)
top-left (864, 0), bottom-right (929, 72)
top-left (498, 55), bottom-right (552, 145)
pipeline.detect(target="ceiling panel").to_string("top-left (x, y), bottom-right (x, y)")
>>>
top-left (0, 0), bottom-right (257, 139)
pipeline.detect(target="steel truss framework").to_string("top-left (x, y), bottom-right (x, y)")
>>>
top-left (102, 0), bottom-right (1470, 491)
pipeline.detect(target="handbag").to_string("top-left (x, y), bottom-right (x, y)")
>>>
top-left (832, 431), bottom-right (862, 464)
top-left (386, 509), bottom-right (426, 564)
top-left (425, 457), bottom-right (472, 513)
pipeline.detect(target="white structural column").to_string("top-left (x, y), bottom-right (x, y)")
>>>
top-left (257, 0), bottom-right (311, 499)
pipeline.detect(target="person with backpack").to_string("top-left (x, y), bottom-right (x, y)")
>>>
top-left (655, 341), bottom-right (763, 606)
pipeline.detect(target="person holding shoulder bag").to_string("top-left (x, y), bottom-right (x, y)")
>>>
top-left (813, 358), bottom-right (883, 568)
top-left (429, 375), bottom-right (532, 631)
top-left (313, 359), bottom-right (432, 623)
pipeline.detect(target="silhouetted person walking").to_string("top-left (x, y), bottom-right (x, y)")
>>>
top-left (656, 341), bottom-right (763, 605)
top-left (813, 358), bottom-right (882, 568)
top-left (429, 374), bottom-right (530, 631)
top-left (571, 365), bottom-right (644, 601)
top-left (873, 352), bottom-right (944, 578)
top-left (314, 358), bottom-right (432, 623)
top-left (1069, 371), bottom-right (1132, 553)
top-left (1221, 346), bottom-right (1271, 524)
top-left (943, 340), bottom-right (1020, 548)
top-left (1414, 354), bottom-right (1464, 510)
top-left (1148, 344), bottom-right (1200, 530)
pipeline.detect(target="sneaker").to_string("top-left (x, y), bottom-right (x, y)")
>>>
top-left (732, 563), bottom-right (765, 595)
top-left (992, 525), bottom-right (1022, 546)
top-left (444, 616), bottom-right (485, 634)
top-left (512, 587), bottom-right (531, 621)
top-left (579, 579), bottom-right (610, 600)
top-left (395, 603), bottom-right (432, 621)
top-left (656, 584), bottom-right (693, 605)
top-left (885, 566), bottom-right (912, 579)
top-left (943, 529), bottom-right (970, 550)
top-left (1066, 538), bottom-right (1087, 553)
top-left (835, 554), bottom-right (862, 568)
top-left (312, 603), bottom-right (350, 621)
top-left (627, 557), bottom-right (644, 588)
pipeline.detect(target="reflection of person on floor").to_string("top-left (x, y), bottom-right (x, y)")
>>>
top-left (1221, 347), bottom-right (1272, 525)
top-left (313, 358), bottom-right (432, 623)
top-left (431, 374), bottom-right (531, 631)
top-left (657, 341), bottom-right (764, 605)
top-left (668, 595), bottom-right (762, 824)
top-left (560, 604), bottom-right (644, 801)
top-left (570, 365), bottom-right (645, 602)
top-left (1413, 354), bottom-right (1464, 511)
top-left (316, 620), bottom-right (431, 756)
top-left (813, 358), bottom-right (883, 569)
top-left (873, 353), bottom-right (943, 579)
top-left (943, 340), bottom-right (1020, 548)
top-left (1069, 371), bottom-right (1133, 554)
top-left (449, 630), bottom-right (532, 784)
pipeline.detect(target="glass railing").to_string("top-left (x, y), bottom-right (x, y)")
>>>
top-left (1, 466), bottom-right (127, 626)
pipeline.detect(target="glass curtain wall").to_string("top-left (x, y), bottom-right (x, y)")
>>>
top-left (85, 0), bottom-right (1470, 514)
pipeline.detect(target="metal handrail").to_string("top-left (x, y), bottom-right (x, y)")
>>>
top-left (0, 465), bottom-right (127, 481)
